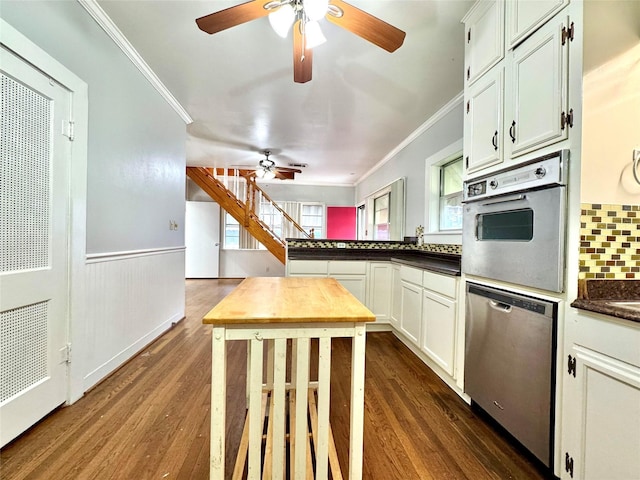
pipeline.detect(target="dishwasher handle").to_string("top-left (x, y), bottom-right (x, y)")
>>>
top-left (489, 300), bottom-right (512, 313)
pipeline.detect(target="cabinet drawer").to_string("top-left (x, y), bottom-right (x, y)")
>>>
top-left (423, 271), bottom-right (457, 298)
top-left (400, 265), bottom-right (423, 285)
top-left (288, 260), bottom-right (328, 275)
top-left (329, 261), bottom-right (367, 275)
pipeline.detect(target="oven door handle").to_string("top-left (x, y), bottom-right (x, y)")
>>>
top-left (481, 194), bottom-right (526, 207)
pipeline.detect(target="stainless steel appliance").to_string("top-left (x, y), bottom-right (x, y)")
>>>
top-left (465, 283), bottom-right (557, 467)
top-left (462, 150), bottom-right (569, 292)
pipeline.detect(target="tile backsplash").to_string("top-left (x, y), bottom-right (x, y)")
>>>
top-left (580, 203), bottom-right (640, 279)
top-left (287, 239), bottom-right (462, 256)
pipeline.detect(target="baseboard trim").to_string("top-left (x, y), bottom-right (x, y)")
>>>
top-left (82, 312), bottom-right (183, 392)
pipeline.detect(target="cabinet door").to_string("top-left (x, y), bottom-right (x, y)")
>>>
top-left (287, 260), bottom-right (328, 276)
top-left (506, 0), bottom-right (569, 49)
top-left (333, 275), bottom-right (367, 305)
top-left (421, 290), bottom-right (457, 376)
top-left (563, 345), bottom-right (640, 480)
top-left (464, 66), bottom-right (504, 174)
top-left (464, 0), bottom-right (504, 85)
top-left (367, 263), bottom-right (392, 323)
top-left (504, 16), bottom-right (569, 159)
top-left (400, 281), bottom-right (422, 346)
top-left (391, 264), bottom-right (401, 328)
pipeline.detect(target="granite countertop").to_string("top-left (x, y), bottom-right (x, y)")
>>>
top-left (287, 247), bottom-right (461, 276)
top-left (571, 280), bottom-right (640, 323)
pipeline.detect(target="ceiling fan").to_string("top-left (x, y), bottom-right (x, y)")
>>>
top-left (233, 150), bottom-right (303, 180)
top-left (195, 0), bottom-right (406, 83)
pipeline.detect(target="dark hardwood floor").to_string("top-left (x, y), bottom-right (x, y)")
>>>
top-left (1, 279), bottom-right (549, 479)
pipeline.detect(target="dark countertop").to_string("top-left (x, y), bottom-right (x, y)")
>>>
top-left (571, 280), bottom-right (640, 324)
top-left (287, 248), bottom-right (461, 276)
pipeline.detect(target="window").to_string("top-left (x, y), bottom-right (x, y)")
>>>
top-left (439, 157), bottom-right (463, 231)
top-left (373, 192), bottom-right (391, 240)
top-left (224, 213), bottom-right (240, 249)
top-left (259, 200), bottom-right (283, 240)
top-left (300, 203), bottom-right (324, 238)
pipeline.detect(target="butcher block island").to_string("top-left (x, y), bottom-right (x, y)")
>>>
top-left (203, 277), bottom-right (375, 480)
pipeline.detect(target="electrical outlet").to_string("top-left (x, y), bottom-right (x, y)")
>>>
top-left (337, 242), bottom-right (346, 248)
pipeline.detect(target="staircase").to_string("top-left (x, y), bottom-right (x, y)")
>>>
top-left (186, 167), bottom-right (310, 264)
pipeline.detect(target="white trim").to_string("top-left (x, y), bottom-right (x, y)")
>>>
top-left (76, 0), bottom-right (192, 125)
top-left (86, 246), bottom-right (186, 263)
top-left (357, 92), bottom-right (464, 184)
top-left (1, 18), bottom-right (89, 404)
top-left (424, 139), bottom-right (464, 238)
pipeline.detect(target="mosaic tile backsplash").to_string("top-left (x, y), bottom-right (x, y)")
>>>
top-left (580, 203), bottom-right (640, 279)
top-left (287, 239), bottom-right (462, 256)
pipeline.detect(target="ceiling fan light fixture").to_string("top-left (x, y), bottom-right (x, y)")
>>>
top-left (263, 169), bottom-right (277, 180)
top-left (303, 0), bottom-right (329, 22)
top-left (268, 3), bottom-right (295, 38)
top-left (304, 21), bottom-right (326, 49)
top-left (255, 167), bottom-right (266, 178)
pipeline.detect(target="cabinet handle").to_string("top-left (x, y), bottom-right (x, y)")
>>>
top-left (509, 121), bottom-right (516, 143)
top-left (492, 131), bottom-right (498, 151)
top-left (467, 66), bottom-right (470, 80)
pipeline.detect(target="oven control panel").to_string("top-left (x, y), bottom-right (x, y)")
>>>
top-left (463, 150), bottom-right (568, 202)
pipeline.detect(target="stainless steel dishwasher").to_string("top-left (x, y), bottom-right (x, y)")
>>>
top-left (464, 283), bottom-right (557, 468)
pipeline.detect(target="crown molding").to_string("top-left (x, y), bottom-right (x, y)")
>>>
top-left (357, 92), bottom-right (464, 184)
top-left (77, 0), bottom-right (192, 124)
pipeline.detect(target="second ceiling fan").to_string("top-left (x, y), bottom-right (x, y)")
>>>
top-left (196, 0), bottom-right (406, 83)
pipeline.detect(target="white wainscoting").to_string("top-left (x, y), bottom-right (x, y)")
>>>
top-left (83, 247), bottom-right (185, 391)
top-left (220, 250), bottom-right (286, 278)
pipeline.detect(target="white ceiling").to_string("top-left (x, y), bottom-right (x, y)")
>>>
top-left (97, 0), bottom-right (474, 185)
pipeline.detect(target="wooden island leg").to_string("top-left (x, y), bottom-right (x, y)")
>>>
top-left (211, 326), bottom-right (227, 480)
top-left (349, 324), bottom-right (366, 480)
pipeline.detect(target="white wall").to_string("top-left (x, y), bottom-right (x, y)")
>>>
top-left (581, 44), bottom-right (640, 203)
top-left (1, 1), bottom-right (188, 396)
top-left (356, 97), bottom-right (464, 239)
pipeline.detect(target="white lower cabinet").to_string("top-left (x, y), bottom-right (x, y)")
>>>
top-left (367, 262), bottom-right (392, 323)
top-left (287, 260), bottom-right (328, 276)
top-left (562, 311), bottom-right (640, 480)
top-left (390, 264), bottom-right (401, 328)
top-left (400, 280), bottom-right (423, 346)
top-left (421, 290), bottom-right (457, 376)
top-left (333, 274), bottom-right (367, 305)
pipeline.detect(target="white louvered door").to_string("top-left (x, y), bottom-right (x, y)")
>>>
top-left (1, 45), bottom-right (72, 447)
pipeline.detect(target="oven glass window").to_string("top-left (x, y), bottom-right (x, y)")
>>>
top-left (477, 209), bottom-right (534, 241)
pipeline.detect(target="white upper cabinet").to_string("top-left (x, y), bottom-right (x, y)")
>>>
top-left (504, 15), bottom-right (571, 159)
top-left (464, 66), bottom-right (504, 173)
top-left (506, 0), bottom-right (569, 49)
top-left (463, 0), bottom-right (504, 86)
top-left (462, 0), bottom-right (574, 175)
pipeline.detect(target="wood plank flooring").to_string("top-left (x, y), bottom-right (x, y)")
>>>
top-left (1, 279), bottom-right (550, 479)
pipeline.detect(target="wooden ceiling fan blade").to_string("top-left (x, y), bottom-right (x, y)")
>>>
top-left (275, 166), bottom-right (302, 173)
top-left (196, 0), bottom-right (270, 35)
top-left (275, 170), bottom-right (296, 180)
top-left (293, 20), bottom-right (313, 83)
top-left (326, 0), bottom-right (406, 53)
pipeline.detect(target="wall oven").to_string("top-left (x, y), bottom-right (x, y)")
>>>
top-left (462, 150), bottom-right (569, 293)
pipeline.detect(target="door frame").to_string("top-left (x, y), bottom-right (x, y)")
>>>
top-left (1, 19), bottom-right (88, 404)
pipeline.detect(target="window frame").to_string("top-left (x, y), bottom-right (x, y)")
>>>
top-left (438, 156), bottom-right (463, 232)
top-left (425, 139), bottom-right (464, 239)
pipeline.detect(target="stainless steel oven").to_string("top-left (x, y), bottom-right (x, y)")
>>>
top-left (462, 150), bottom-right (569, 292)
